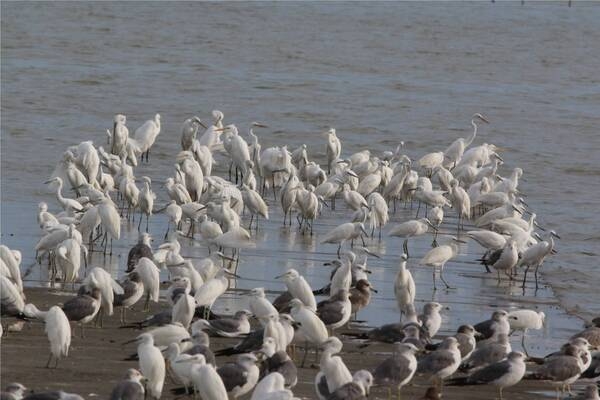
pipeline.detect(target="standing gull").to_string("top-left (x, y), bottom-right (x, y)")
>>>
top-left (373, 342), bottom-right (418, 398)
top-left (317, 289), bottom-right (352, 332)
top-left (327, 370), bottom-right (373, 400)
top-left (474, 310), bottom-right (510, 344)
top-left (460, 333), bottom-right (512, 372)
top-left (417, 337), bottom-right (462, 389)
top-left (109, 369), bottom-right (145, 400)
top-left (217, 353), bottom-right (260, 398)
top-left (258, 336), bottom-right (298, 388)
top-left (448, 351), bottom-right (526, 400)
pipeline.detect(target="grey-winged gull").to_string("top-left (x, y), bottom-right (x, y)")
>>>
top-left (217, 353), bottom-right (260, 398)
top-left (109, 368), bottom-right (145, 400)
top-left (448, 351), bottom-right (527, 400)
top-left (373, 342), bottom-right (418, 398)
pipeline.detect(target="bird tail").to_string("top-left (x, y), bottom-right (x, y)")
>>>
top-left (214, 346), bottom-right (244, 356)
top-left (525, 356), bottom-right (546, 365)
top-left (445, 377), bottom-right (470, 386)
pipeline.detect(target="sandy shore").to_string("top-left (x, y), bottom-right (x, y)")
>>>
top-left (2, 288), bottom-right (590, 399)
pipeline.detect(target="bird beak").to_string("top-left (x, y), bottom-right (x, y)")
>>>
top-left (370, 286), bottom-right (378, 293)
top-left (479, 115), bottom-right (490, 123)
top-left (274, 274), bottom-right (285, 279)
top-left (224, 271), bottom-right (241, 279)
top-left (364, 269), bottom-right (373, 274)
top-left (551, 231), bottom-right (561, 239)
top-left (362, 247), bottom-right (381, 258)
top-left (454, 238), bottom-right (467, 244)
top-left (217, 253), bottom-right (236, 262)
top-left (252, 122), bottom-right (269, 128)
top-left (43, 179), bottom-right (54, 184)
top-left (347, 171), bottom-right (359, 178)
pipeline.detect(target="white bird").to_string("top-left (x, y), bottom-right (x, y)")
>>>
top-left (491, 239), bottom-right (519, 281)
top-left (165, 342), bottom-right (202, 392)
top-left (75, 141), bottom-right (100, 186)
top-left (519, 230), bottom-right (560, 289)
top-left (250, 372), bottom-right (295, 400)
top-left (133, 113), bottom-right (161, 162)
top-left (419, 302), bottom-right (443, 338)
top-left (324, 128), bottom-right (341, 174)
top-left (44, 306), bottom-right (71, 368)
top-left (165, 177), bottom-right (193, 205)
top-left (194, 268), bottom-right (235, 318)
top-left (138, 176), bottom-right (155, 232)
top-left (133, 257), bottom-right (160, 311)
top-left (321, 222), bottom-right (367, 257)
top-left (95, 195), bottom-right (121, 254)
top-left (248, 287), bottom-right (279, 324)
top-left (142, 323), bottom-right (190, 348)
top-left (241, 184), bottom-right (269, 230)
top-left (466, 230), bottom-right (507, 251)
top-left (394, 254), bottom-right (416, 317)
top-left (0, 246), bottom-right (24, 294)
top-left (449, 179), bottom-right (471, 231)
top-left (54, 237), bottom-right (83, 286)
top-left (81, 267), bottom-right (123, 322)
top-left (316, 336), bottom-right (353, 396)
top-left (508, 310), bottom-right (545, 355)
top-left (340, 184), bottom-right (369, 211)
top-left (444, 113), bottom-right (489, 168)
top-left (420, 237), bottom-right (465, 290)
top-left (189, 359), bottom-right (229, 400)
top-left (418, 151), bottom-right (444, 176)
top-left (367, 192), bottom-right (388, 240)
top-left (275, 269), bottom-right (316, 311)
top-left (171, 286), bottom-right (196, 329)
top-left (136, 333), bottom-right (165, 400)
top-left (111, 114), bottom-right (129, 156)
top-left (289, 298), bottom-right (329, 367)
top-left (44, 177), bottom-right (84, 212)
top-left (388, 218), bottom-right (436, 257)
top-left (181, 116), bottom-right (205, 151)
top-left (177, 151), bottom-right (204, 201)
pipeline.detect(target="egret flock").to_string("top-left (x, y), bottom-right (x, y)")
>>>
top-left (1, 110), bottom-right (599, 400)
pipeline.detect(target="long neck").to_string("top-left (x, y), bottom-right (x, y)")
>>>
top-left (465, 120), bottom-right (477, 147)
top-left (55, 180), bottom-right (65, 202)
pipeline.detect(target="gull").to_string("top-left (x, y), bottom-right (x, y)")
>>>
top-left (217, 353), bottom-right (260, 398)
top-left (109, 369), bottom-right (145, 400)
top-left (316, 289), bottom-right (352, 332)
top-left (474, 310), bottom-right (510, 345)
top-left (349, 279), bottom-right (376, 318)
top-left (416, 337), bottom-right (461, 389)
top-left (460, 333), bottom-right (511, 372)
top-left (182, 331), bottom-right (216, 366)
top-left (192, 310), bottom-right (252, 338)
top-left (258, 336), bottom-right (298, 388)
top-left (1, 383), bottom-right (28, 400)
top-left (525, 343), bottom-right (583, 399)
top-left (448, 351), bottom-right (526, 400)
top-left (373, 342), bottom-right (418, 398)
top-left (327, 370), bottom-right (373, 400)
top-left (419, 302), bottom-right (443, 339)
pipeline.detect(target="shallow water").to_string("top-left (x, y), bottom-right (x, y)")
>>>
top-left (2, 2), bottom-right (600, 358)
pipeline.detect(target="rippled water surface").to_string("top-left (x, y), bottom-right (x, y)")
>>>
top-left (2, 2), bottom-right (600, 356)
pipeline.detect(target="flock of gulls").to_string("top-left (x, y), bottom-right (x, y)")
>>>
top-left (1, 110), bottom-right (599, 400)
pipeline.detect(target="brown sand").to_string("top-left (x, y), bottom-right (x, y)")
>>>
top-left (2, 288), bottom-right (585, 399)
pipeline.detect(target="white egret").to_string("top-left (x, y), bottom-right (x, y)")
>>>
top-left (194, 268), bottom-right (236, 319)
top-left (177, 151), bottom-right (204, 201)
top-left (418, 152), bottom-right (444, 176)
top-left (275, 269), bottom-right (316, 311)
top-left (519, 230), bottom-right (559, 289)
top-left (95, 195), bottom-right (121, 254)
top-left (444, 113), bottom-right (489, 168)
top-left (321, 222), bottom-right (368, 257)
top-left (241, 184), bottom-right (269, 230)
top-left (138, 176), bottom-right (155, 232)
top-left (317, 336), bottom-right (353, 395)
top-left (420, 237), bottom-right (465, 290)
top-left (289, 298), bottom-right (329, 367)
top-left (449, 179), bottom-right (470, 231)
top-left (171, 285), bottom-right (196, 329)
top-left (340, 183), bottom-right (369, 211)
top-left (44, 306), bottom-right (71, 368)
top-left (181, 116), bottom-right (206, 151)
top-left (248, 287), bottom-right (279, 324)
top-left (133, 257), bottom-right (160, 311)
top-left (508, 310), bottom-right (545, 355)
top-left (186, 359), bottom-right (229, 400)
top-left (135, 333), bottom-right (165, 399)
top-left (81, 267), bottom-right (124, 324)
top-left (111, 114), bottom-right (129, 156)
top-left (324, 128), bottom-right (341, 174)
top-left (44, 177), bottom-right (84, 212)
top-left (133, 113), bottom-right (161, 162)
top-left (394, 254), bottom-right (416, 317)
top-left (388, 218), bottom-right (436, 257)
